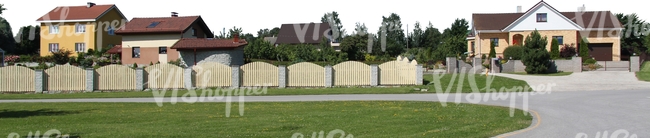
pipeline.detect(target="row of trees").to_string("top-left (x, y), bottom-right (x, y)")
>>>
top-left (0, 4), bottom-right (41, 55)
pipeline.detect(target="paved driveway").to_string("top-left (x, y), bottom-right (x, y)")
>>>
top-left (2, 90), bottom-right (649, 138)
top-left (493, 71), bottom-right (650, 92)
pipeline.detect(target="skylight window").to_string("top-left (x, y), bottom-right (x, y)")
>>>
top-left (147, 22), bottom-right (161, 28)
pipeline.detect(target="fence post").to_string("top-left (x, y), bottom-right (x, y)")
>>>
top-left (85, 68), bottom-right (94, 92)
top-left (325, 65), bottom-right (333, 87)
top-left (136, 68), bottom-right (144, 91)
top-left (630, 56), bottom-right (640, 72)
top-left (491, 58), bottom-right (500, 73)
top-left (231, 65), bottom-right (240, 88)
top-left (446, 57), bottom-right (457, 74)
top-left (473, 58), bottom-right (482, 74)
top-left (184, 67), bottom-right (193, 90)
top-left (278, 65), bottom-right (287, 88)
top-left (416, 64), bottom-right (423, 85)
top-left (573, 57), bottom-right (582, 72)
top-left (34, 69), bottom-right (44, 93)
top-left (371, 65), bottom-right (378, 86)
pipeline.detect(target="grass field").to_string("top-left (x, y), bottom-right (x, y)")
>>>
top-left (637, 61), bottom-right (650, 81)
top-left (0, 74), bottom-right (532, 99)
top-left (0, 101), bottom-right (532, 137)
top-left (507, 72), bottom-right (573, 76)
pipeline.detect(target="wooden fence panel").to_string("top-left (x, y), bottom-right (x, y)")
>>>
top-left (379, 61), bottom-right (417, 85)
top-left (145, 64), bottom-right (184, 89)
top-left (0, 66), bottom-right (35, 92)
top-left (333, 61), bottom-right (371, 86)
top-left (193, 62), bottom-right (231, 88)
top-left (241, 62), bottom-right (278, 87)
top-left (45, 65), bottom-right (85, 91)
top-left (96, 65), bottom-right (136, 90)
top-left (287, 62), bottom-right (325, 87)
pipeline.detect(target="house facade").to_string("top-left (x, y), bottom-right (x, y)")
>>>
top-left (36, 2), bottom-right (127, 57)
top-left (275, 23), bottom-right (341, 51)
top-left (114, 13), bottom-right (213, 64)
top-left (467, 1), bottom-right (623, 61)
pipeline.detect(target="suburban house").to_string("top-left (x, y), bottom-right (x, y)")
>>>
top-left (275, 23), bottom-right (341, 51)
top-left (36, 2), bottom-right (128, 57)
top-left (114, 12), bottom-right (214, 64)
top-left (467, 1), bottom-right (623, 61)
top-left (170, 34), bottom-right (247, 67)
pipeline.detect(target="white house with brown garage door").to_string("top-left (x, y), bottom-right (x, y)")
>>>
top-left (467, 0), bottom-right (624, 61)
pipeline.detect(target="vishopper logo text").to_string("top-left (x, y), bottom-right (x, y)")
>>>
top-left (573, 11), bottom-right (645, 39)
top-left (575, 129), bottom-right (638, 138)
top-left (147, 66), bottom-right (270, 117)
top-left (293, 16), bottom-right (402, 53)
top-left (431, 66), bottom-right (555, 117)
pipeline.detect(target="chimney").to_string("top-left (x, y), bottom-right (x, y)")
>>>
top-left (233, 33), bottom-right (239, 43)
top-left (578, 4), bottom-right (586, 12)
top-left (517, 6), bottom-right (522, 13)
top-left (87, 2), bottom-right (96, 8)
top-left (171, 12), bottom-right (178, 17)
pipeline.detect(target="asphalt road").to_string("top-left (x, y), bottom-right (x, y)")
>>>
top-left (1, 89), bottom-right (648, 138)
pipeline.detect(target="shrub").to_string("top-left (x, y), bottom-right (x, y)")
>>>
top-left (560, 44), bottom-right (577, 59)
top-left (35, 62), bottom-right (50, 70)
top-left (481, 54), bottom-right (487, 60)
top-left (503, 45), bottom-right (525, 60)
top-left (489, 41), bottom-right (497, 58)
top-left (131, 63), bottom-right (138, 69)
top-left (3, 55), bottom-right (19, 63)
top-left (551, 38), bottom-right (560, 59)
top-left (578, 39), bottom-right (590, 62)
top-left (584, 58), bottom-right (597, 65)
top-left (19, 55), bottom-right (31, 62)
top-left (79, 58), bottom-right (94, 68)
top-left (364, 54), bottom-right (376, 62)
top-left (52, 49), bottom-right (73, 65)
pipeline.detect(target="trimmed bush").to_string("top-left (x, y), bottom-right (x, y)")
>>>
top-left (584, 58), bottom-right (597, 65)
top-left (503, 45), bottom-right (525, 60)
top-left (551, 38), bottom-right (560, 59)
top-left (560, 44), bottom-right (577, 59)
top-left (579, 39), bottom-right (590, 62)
top-left (522, 30), bottom-right (552, 74)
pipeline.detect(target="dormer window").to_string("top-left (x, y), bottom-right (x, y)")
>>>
top-left (191, 28), bottom-right (196, 36)
top-left (536, 13), bottom-right (547, 22)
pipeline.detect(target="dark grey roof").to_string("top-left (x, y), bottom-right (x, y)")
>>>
top-left (275, 23), bottom-right (332, 45)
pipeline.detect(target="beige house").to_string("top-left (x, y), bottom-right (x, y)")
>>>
top-left (467, 1), bottom-right (623, 61)
top-left (114, 12), bottom-right (213, 65)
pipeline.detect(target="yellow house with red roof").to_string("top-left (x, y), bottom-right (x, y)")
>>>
top-left (36, 2), bottom-right (128, 57)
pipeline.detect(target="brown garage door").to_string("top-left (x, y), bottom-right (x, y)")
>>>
top-left (587, 43), bottom-right (613, 61)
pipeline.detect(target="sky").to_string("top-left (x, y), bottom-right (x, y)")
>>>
top-left (1, 0), bottom-right (649, 37)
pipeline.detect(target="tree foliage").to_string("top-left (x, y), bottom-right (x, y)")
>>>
top-left (522, 30), bottom-right (551, 74)
top-left (489, 41), bottom-right (496, 58)
top-left (503, 45), bottom-right (525, 60)
top-left (578, 39), bottom-right (590, 61)
top-left (15, 26), bottom-right (40, 55)
top-left (616, 13), bottom-right (648, 55)
top-left (340, 34), bottom-right (367, 60)
top-left (559, 43), bottom-right (577, 59)
top-left (256, 27), bottom-right (280, 38)
top-left (550, 38), bottom-right (560, 59)
top-left (321, 11), bottom-right (345, 42)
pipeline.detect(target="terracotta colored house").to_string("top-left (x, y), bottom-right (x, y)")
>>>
top-left (170, 34), bottom-right (247, 67)
top-left (468, 1), bottom-right (623, 61)
top-left (36, 2), bottom-right (127, 57)
top-left (114, 12), bottom-right (213, 64)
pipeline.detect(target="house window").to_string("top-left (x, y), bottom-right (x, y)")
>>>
top-left (48, 43), bottom-right (59, 52)
top-left (147, 22), bottom-right (160, 28)
top-left (490, 38), bottom-right (499, 47)
top-left (49, 25), bottom-right (59, 34)
top-left (132, 47), bottom-right (140, 58)
top-left (75, 43), bottom-right (86, 52)
top-left (159, 47), bottom-right (167, 54)
top-left (537, 13), bottom-right (547, 22)
top-left (553, 36), bottom-right (564, 44)
top-left (108, 26), bottom-right (115, 35)
top-left (191, 28), bottom-right (196, 36)
top-left (75, 24), bottom-right (86, 33)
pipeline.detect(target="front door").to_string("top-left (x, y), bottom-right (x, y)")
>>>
top-left (158, 47), bottom-right (168, 63)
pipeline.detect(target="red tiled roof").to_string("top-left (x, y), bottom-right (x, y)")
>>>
top-left (171, 38), bottom-right (248, 49)
top-left (36, 5), bottom-right (115, 21)
top-left (115, 16), bottom-right (201, 34)
top-left (471, 1), bottom-right (623, 32)
top-left (107, 45), bottom-right (122, 54)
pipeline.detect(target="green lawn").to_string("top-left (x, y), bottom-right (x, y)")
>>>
top-left (507, 72), bottom-right (573, 76)
top-left (0, 102), bottom-right (532, 137)
top-left (637, 61), bottom-right (650, 81)
top-left (0, 74), bottom-right (532, 99)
